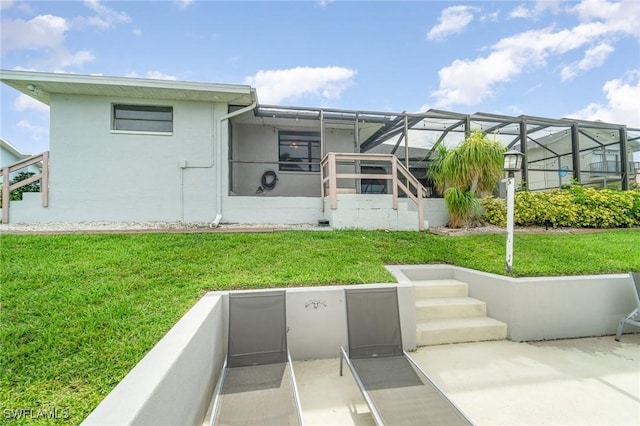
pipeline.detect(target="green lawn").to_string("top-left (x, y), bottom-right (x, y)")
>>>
top-left (2, 229), bottom-right (639, 424)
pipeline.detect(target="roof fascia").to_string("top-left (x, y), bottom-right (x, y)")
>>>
top-left (0, 69), bottom-right (255, 106)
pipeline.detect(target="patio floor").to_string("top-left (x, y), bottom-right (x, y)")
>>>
top-left (293, 334), bottom-right (640, 425)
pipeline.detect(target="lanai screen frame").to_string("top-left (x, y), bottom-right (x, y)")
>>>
top-left (233, 104), bottom-right (640, 193)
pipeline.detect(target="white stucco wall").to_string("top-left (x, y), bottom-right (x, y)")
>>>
top-left (223, 196), bottom-right (323, 225)
top-left (1, 147), bottom-right (22, 167)
top-left (0, 145), bottom-right (40, 180)
top-left (9, 94), bottom-right (225, 223)
top-left (423, 198), bottom-right (449, 227)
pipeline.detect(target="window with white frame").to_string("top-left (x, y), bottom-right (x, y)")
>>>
top-left (278, 131), bottom-right (321, 172)
top-left (112, 104), bottom-right (173, 133)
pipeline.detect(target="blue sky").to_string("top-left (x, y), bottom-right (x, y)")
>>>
top-left (1, 0), bottom-right (639, 155)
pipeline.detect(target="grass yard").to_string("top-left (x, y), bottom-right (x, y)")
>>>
top-left (2, 229), bottom-right (639, 424)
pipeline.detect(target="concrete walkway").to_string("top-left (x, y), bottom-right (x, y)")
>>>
top-left (294, 335), bottom-right (640, 425)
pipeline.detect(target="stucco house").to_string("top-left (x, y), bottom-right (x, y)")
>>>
top-left (1, 70), bottom-right (639, 229)
top-left (0, 137), bottom-right (41, 179)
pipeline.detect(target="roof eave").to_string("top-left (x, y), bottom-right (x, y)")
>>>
top-left (0, 69), bottom-right (256, 106)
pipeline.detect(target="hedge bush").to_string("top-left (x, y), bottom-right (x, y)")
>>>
top-left (481, 185), bottom-right (640, 228)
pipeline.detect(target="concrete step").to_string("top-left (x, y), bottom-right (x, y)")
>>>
top-left (416, 297), bottom-right (486, 320)
top-left (414, 279), bottom-right (469, 298)
top-left (416, 317), bottom-right (508, 346)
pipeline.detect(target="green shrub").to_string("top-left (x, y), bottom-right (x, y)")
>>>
top-left (480, 196), bottom-right (506, 227)
top-left (480, 185), bottom-right (640, 228)
top-left (0, 172), bottom-right (41, 208)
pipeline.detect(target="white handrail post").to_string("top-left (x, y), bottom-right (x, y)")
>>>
top-left (2, 166), bottom-right (9, 224)
top-left (42, 151), bottom-right (49, 207)
top-left (320, 156), bottom-right (325, 211)
top-left (391, 156), bottom-right (398, 210)
top-left (329, 153), bottom-right (337, 210)
top-left (417, 199), bottom-right (425, 231)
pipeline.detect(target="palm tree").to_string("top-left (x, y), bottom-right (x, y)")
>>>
top-left (429, 130), bottom-right (504, 228)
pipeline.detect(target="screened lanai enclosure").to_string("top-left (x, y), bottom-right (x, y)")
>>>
top-left (228, 105), bottom-right (640, 200)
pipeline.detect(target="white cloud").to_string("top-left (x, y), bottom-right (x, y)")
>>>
top-left (1, 14), bottom-right (68, 54)
top-left (174, 0), bottom-right (195, 9)
top-left (14, 94), bottom-right (49, 113)
top-left (132, 29), bottom-right (142, 37)
top-left (561, 41), bottom-right (615, 81)
top-left (509, 1), bottom-right (563, 19)
top-left (0, 3), bottom-right (128, 71)
top-left (571, 0), bottom-right (640, 39)
top-left (1, 14), bottom-right (95, 70)
top-left (16, 120), bottom-right (48, 141)
top-left (509, 5), bottom-right (532, 19)
top-left (431, 0), bottom-right (640, 108)
top-left (125, 71), bottom-right (177, 80)
top-left (244, 66), bottom-right (357, 104)
top-left (317, 0), bottom-right (335, 8)
top-left (82, 0), bottom-right (130, 29)
top-left (0, 0), bottom-right (32, 13)
top-left (427, 6), bottom-right (478, 41)
top-left (568, 71), bottom-right (640, 127)
top-left (480, 10), bottom-right (500, 23)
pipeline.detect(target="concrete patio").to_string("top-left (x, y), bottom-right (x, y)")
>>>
top-left (294, 334), bottom-right (640, 426)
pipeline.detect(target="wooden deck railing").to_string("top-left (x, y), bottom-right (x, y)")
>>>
top-left (1, 151), bottom-right (49, 224)
top-left (320, 152), bottom-right (426, 230)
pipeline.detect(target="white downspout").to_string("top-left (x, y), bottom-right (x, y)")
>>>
top-left (214, 95), bottom-right (257, 226)
top-left (184, 90), bottom-right (257, 227)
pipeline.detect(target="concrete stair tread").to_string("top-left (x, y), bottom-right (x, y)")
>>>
top-left (417, 316), bottom-right (506, 330)
top-left (416, 297), bottom-right (485, 307)
top-left (412, 278), bottom-right (508, 345)
top-left (416, 316), bottom-right (507, 346)
top-left (413, 279), bottom-right (468, 286)
top-left (416, 296), bottom-right (487, 320)
top-left (414, 279), bottom-right (469, 298)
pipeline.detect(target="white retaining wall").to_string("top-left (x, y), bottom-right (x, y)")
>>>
top-left (422, 198), bottom-right (449, 227)
top-left (81, 284), bottom-right (415, 426)
top-left (387, 264), bottom-right (637, 341)
top-left (81, 270), bottom-right (636, 425)
top-left (323, 195), bottom-right (420, 230)
top-left (82, 293), bottom-right (226, 426)
top-left (222, 196), bottom-right (323, 225)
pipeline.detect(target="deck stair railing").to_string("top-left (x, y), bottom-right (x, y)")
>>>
top-left (1, 151), bottom-right (49, 224)
top-left (320, 152), bottom-right (426, 230)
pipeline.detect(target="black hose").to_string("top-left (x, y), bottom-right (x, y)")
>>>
top-left (261, 170), bottom-right (278, 190)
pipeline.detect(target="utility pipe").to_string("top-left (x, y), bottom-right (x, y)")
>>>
top-left (184, 91), bottom-right (257, 226)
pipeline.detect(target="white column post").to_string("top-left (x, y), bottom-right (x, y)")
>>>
top-left (505, 172), bottom-right (515, 274)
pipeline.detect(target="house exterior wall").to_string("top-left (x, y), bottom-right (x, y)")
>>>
top-left (230, 123), bottom-right (355, 197)
top-left (0, 147), bottom-right (22, 166)
top-left (222, 196), bottom-right (323, 225)
top-left (15, 94), bottom-right (225, 223)
top-left (0, 145), bottom-right (40, 180)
